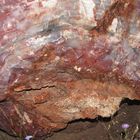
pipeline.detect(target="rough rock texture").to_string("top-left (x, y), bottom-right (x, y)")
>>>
top-left (0, 0), bottom-right (140, 139)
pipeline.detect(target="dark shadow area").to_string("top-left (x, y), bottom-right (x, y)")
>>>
top-left (67, 112), bottom-right (118, 125)
top-left (68, 118), bottom-right (98, 124)
top-left (0, 129), bottom-right (20, 140)
top-left (120, 98), bottom-right (140, 106)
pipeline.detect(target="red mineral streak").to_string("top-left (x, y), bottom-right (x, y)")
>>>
top-left (0, 0), bottom-right (140, 139)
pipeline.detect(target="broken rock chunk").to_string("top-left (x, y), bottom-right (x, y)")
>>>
top-left (0, 0), bottom-right (140, 139)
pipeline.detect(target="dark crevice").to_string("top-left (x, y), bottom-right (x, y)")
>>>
top-left (68, 118), bottom-right (98, 124)
top-left (120, 98), bottom-right (140, 106)
top-left (15, 85), bottom-right (56, 93)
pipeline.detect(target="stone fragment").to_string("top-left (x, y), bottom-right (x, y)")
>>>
top-left (0, 0), bottom-right (140, 139)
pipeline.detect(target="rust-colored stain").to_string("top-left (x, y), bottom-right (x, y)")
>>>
top-left (0, 0), bottom-right (139, 139)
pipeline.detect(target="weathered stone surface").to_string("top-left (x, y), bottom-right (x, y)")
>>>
top-left (0, 0), bottom-right (140, 139)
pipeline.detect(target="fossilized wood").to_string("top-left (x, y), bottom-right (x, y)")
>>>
top-left (0, 0), bottom-right (140, 139)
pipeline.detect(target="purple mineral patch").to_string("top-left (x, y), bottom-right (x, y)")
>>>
top-left (121, 123), bottom-right (130, 129)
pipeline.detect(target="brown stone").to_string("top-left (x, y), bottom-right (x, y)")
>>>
top-left (0, 0), bottom-right (140, 139)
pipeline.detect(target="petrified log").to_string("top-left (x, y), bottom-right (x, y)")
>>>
top-left (0, 0), bottom-right (140, 139)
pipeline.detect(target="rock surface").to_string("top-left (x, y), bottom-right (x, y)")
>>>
top-left (0, 0), bottom-right (140, 139)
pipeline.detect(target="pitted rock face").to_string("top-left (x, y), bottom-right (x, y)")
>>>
top-left (0, 0), bottom-right (140, 139)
